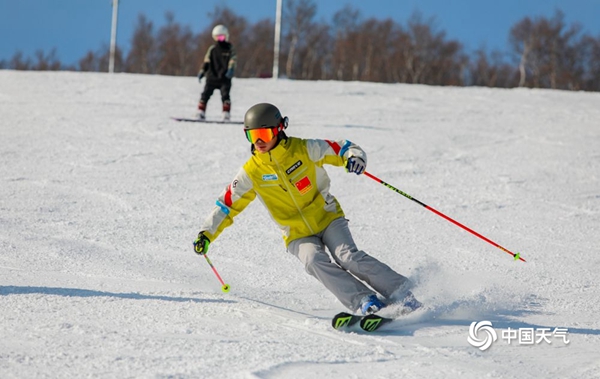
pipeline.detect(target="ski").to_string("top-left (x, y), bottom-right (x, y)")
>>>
top-left (332, 312), bottom-right (393, 332)
top-left (171, 117), bottom-right (243, 124)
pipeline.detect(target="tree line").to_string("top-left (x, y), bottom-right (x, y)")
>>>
top-left (2, 1), bottom-right (599, 91)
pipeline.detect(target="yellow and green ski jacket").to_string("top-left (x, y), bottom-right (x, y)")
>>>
top-left (200, 136), bottom-right (367, 246)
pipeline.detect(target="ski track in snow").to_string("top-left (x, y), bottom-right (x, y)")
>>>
top-left (1, 71), bottom-right (599, 378)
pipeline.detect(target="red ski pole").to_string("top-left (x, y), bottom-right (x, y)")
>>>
top-left (203, 254), bottom-right (231, 292)
top-left (363, 171), bottom-right (526, 262)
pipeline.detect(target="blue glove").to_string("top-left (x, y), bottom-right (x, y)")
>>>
top-left (346, 157), bottom-right (366, 175)
top-left (198, 71), bottom-right (205, 82)
top-left (225, 67), bottom-right (234, 79)
top-left (193, 232), bottom-right (210, 255)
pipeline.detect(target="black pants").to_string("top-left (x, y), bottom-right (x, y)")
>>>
top-left (200, 79), bottom-right (232, 105)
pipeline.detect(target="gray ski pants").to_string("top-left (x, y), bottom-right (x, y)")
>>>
top-left (286, 217), bottom-right (411, 311)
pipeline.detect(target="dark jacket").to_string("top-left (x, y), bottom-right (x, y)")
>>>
top-left (200, 41), bottom-right (237, 82)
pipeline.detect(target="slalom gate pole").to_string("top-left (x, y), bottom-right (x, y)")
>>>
top-left (363, 171), bottom-right (526, 262)
top-left (203, 254), bottom-right (231, 292)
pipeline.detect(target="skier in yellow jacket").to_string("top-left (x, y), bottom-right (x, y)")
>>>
top-left (194, 103), bottom-right (421, 315)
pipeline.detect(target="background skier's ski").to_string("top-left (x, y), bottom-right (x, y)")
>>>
top-left (171, 117), bottom-right (243, 124)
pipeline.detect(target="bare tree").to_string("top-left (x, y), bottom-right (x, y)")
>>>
top-left (3, 49), bottom-right (64, 70)
top-left (155, 12), bottom-right (196, 76)
top-left (535, 11), bottom-right (582, 89)
top-left (510, 10), bottom-right (586, 89)
top-left (348, 18), bottom-right (395, 82)
top-left (396, 12), bottom-right (466, 86)
top-left (331, 5), bottom-right (361, 81)
top-left (282, 0), bottom-right (317, 79)
top-left (9, 51), bottom-right (32, 70)
top-left (78, 51), bottom-right (100, 72)
top-left (510, 17), bottom-right (536, 87)
top-left (31, 48), bottom-right (62, 70)
top-left (405, 13), bottom-right (440, 84)
top-left (242, 20), bottom-right (275, 77)
top-left (469, 48), bottom-right (517, 87)
top-left (581, 34), bottom-right (600, 90)
top-left (97, 45), bottom-right (124, 72)
top-left (126, 14), bottom-right (156, 74)
top-left (297, 22), bottom-right (331, 80)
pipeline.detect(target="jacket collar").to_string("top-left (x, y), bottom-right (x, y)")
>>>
top-left (254, 137), bottom-right (291, 165)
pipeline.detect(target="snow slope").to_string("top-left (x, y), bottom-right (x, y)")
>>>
top-left (1, 70), bottom-right (599, 378)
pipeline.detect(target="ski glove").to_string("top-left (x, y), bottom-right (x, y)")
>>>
top-left (346, 156), bottom-right (366, 175)
top-left (198, 71), bottom-right (205, 82)
top-left (193, 232), bottom-right (210, 255)
top-left (225, 67), bottom-right (234, 79)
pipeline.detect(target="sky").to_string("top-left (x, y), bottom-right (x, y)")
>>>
top-left (0, 0), bottom-right (599, 66)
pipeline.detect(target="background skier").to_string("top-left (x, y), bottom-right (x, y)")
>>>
top-left (197, 24), bottom-right (237, 121)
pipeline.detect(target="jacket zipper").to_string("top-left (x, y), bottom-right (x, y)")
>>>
top-left (271, 154), bottom-right (315, 235)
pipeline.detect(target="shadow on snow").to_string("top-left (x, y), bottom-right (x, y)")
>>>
top-left (0, 285), bottom-right (236, 304)
top-left (377, 299), bottom-right (600, 337)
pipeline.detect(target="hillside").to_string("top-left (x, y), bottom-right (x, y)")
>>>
top-left (1, 70), bottom-right (599, 378)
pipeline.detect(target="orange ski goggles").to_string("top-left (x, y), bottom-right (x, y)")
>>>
top-left (244, 126), bottom-right (279, 144)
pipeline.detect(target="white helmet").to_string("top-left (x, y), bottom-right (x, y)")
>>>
top-left (212, 24), bottom-right (229, 42)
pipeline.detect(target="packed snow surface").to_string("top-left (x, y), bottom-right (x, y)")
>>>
top-left (1, 71), bottom-right (599, 378)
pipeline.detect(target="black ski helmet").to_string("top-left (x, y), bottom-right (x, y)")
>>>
top-left (244, 103), bottom-right (288, 131)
